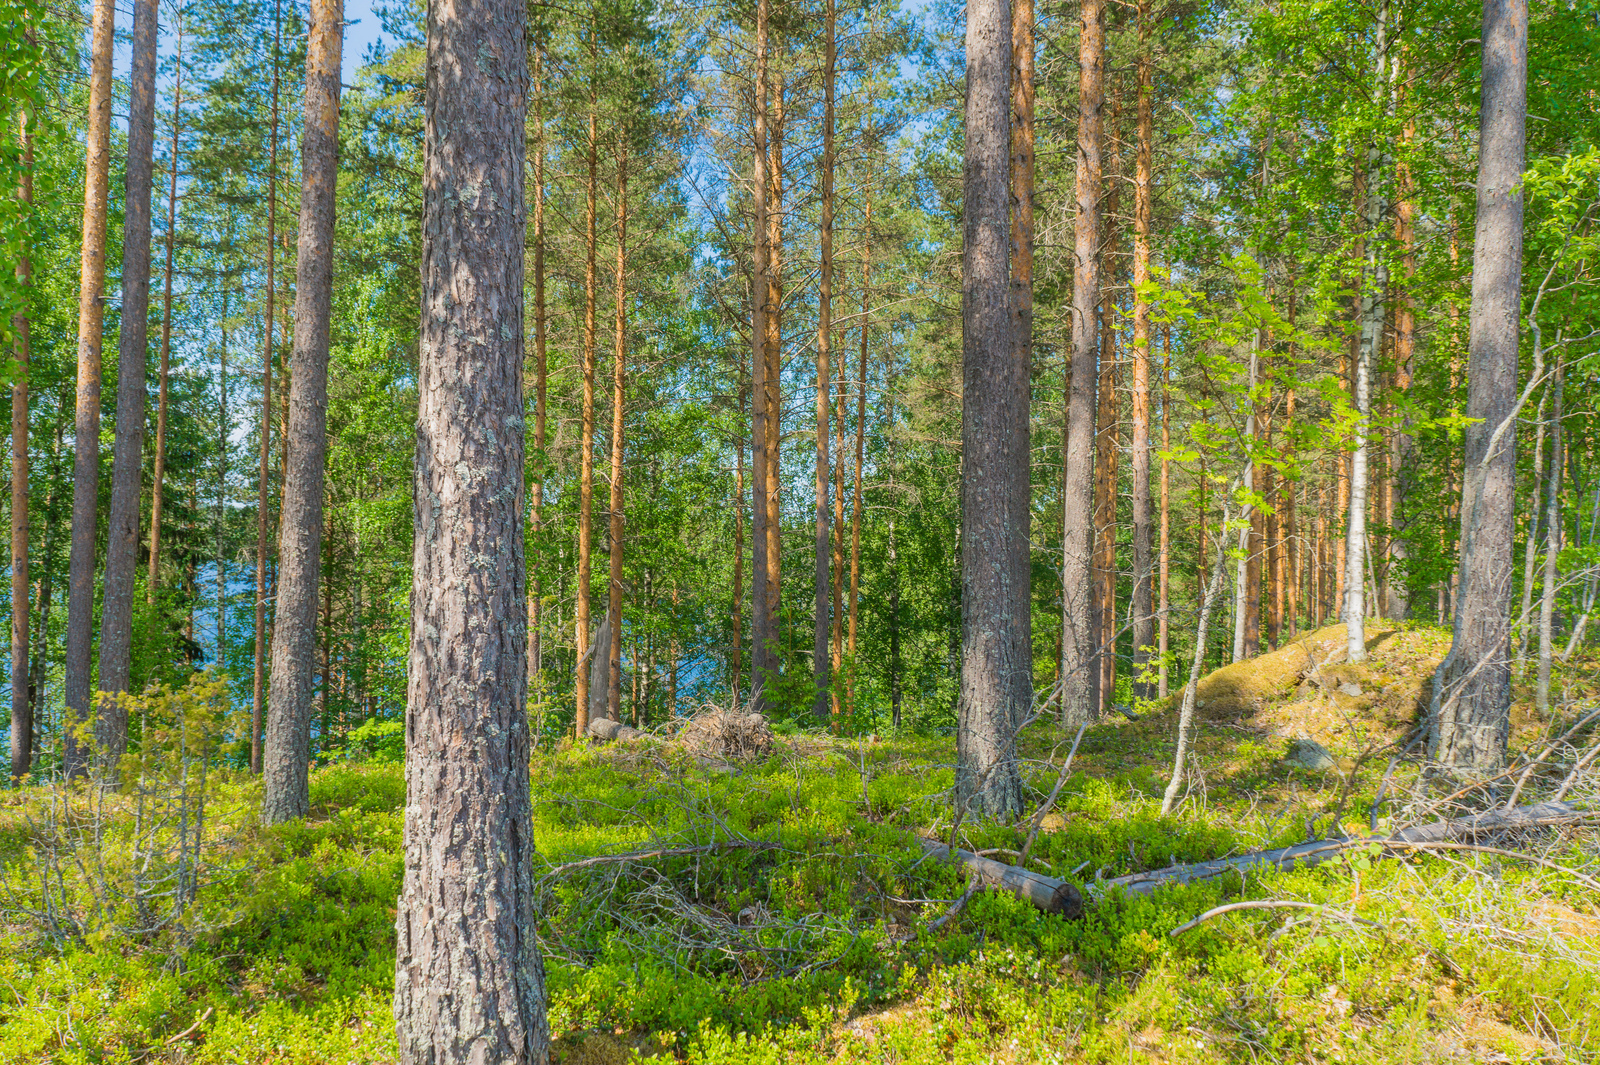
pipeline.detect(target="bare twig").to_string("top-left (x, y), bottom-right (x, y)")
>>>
top-left (1378, 840), bottom-right (1600, 893)
top-left (927, 878), bottom-right (982, 933)
top-left (1170, 900), bottom-right (1378, 937)
top-left (542, 839), bottom-right (778, 877)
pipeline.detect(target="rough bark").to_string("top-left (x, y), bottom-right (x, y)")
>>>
top-left (1129, 0), bottom-right (1154, 700)
top-left (830, 310), bottom-right (846, 719)
top-left (956, 0), bottom-right (1027, 821)
top-left (527, 47), bottom-right (547, 703)
top-left (1062, 0), bottom-right (1103, 728)
top-left (812, 0), bottom-right (835, 722)
top-left (394, 0), bottom-right (547, 1054)
top-left (148, 18), bottom-right (183, 600)
top-left (849, 195), bottom-right (870, 712)
top-left (606, 150), bottom-right (627, 724)
top-left (575, 94), bottom-right (598, 737)
top-left (63, 0), bottom-right (116, 779)
top-left (96, 0), bottom-right (158, 764)
top-left (749, 0), bottom-right (773, 712)
top-left (253, 0), bottom-right (284, 775)
top-left (262, 0), bottom-right (342, 824)
top-left (732, 409), bottom-right (745, 702)
top-left (1092, 146), bottom-right (1119, 713)
top-left (10, 86), bottom-right (33, 783)
top-left (1431, 0), bottom-right (1524, 773)
top-left (216, 289), bottom-right (230, 661)
top-left (1157, 326), bottom-right (1170, 698)
top-left (28, 409), bottom-right (65, 747)
top-left (759, 80), bottom-right (785, 707)
top-left (1388, 98), bottom-right (1415, 621)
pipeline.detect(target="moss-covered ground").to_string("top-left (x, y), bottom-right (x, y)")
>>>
top-left (1, 624), bottom-right (1595, 1064)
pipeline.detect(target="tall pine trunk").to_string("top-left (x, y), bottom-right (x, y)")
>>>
top-left (148, 17), bottom-right (183, 599)
top-left (749, 0), bottom-right (773, 711)
top-left (1157, 326), bottom-right (1171, 697)
top-left (1062, 0), bottom-right (1103, 727)
top-left (96, 0), bottom-right (158, 764)
top-left (10, 76), bottom-right (33, 783)
top-left (574, 86), bottom-right (599, 737)
top-left (848, 190), bottom-right (871, 715)
top-left (955, 0), bottom-right (1027, 820)
top-left (64, 0), bottom-right (116, 779)
top-left (605, 149), bottom-right (628, 723)
top-left (1430, 0), bottom-right (1525, 772)
top-left (393, 0), bottom-right (547, 1053)
top-left (760, 82), bottom-right (786, 704)
top-left (253, 0), bottom-right (284, 775)
top-left (1388, 92), bottom-right (1416, 620)
top-left (812, 0), bottom-right (835, 722)
top-left (527, 47), bottom-right (547, 704)
top-left (1129, 0), bottom-right (1154, 700)
top-left (1092, 133), bottom-right (1119, 713)
top-left (262, 0), bottom-right (343, 823)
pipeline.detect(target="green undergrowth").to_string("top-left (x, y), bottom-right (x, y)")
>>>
top-left (1, 673), bottom-right (1596, 1063)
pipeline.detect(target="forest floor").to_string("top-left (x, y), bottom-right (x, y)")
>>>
top-left (1, 622), bottom-right (1596, 1064)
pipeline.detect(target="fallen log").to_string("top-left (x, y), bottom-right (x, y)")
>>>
top-left (910, 802), bottom-right (1586, 924)
top-left (916, 837), bottom-right (1084, 919)
top-left (1099, 800), bottom-right (1584, 899)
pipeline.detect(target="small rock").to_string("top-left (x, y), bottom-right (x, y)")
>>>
top-left (1289, 737), bottom-right (1336, 771)
top-left (1338, 682), bottom-right (1363, 697)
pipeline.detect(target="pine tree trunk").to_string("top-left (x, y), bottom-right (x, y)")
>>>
top-left (732, 407), bottom-right (745, 703)
top-left (1129, 0), bottom-right (1154, 700)
top-left (956, 0), bottom-right (1026, 821)
top-left (1387, 107), bottom-right (1415, 621)
top-left (1283, 281), bottom-right (1300, 637)
top-left (1157, 325), bottom-right (1170, 699)
top-left (28, 407), bottom-right (66, 729)
top-left (830, 260), bottom-right (847, 720)
top-left (94, 0), bottom-right (158, 765)
top-left (760, 82), bottom-right (786, 704)
top-left (10, 79), bottom-right (33, 783)
top-left (848, 196), bottom-right (870, 715)
top-left (575, 89), bottom-right (599, 737)
top-left (605, 150), bottom-right (628, 724)
top-left (216, 290), bottom-right (229, 661)
top-left (812, 0), bottom-right (835, 722)
top-left (63, 0), bottom-right (116, 779)
top-left (148, 19), bottom-right (183, 601)
top-left (252, 2), bottom-right (284, 776)
top-left (528, 47), bottom-right (547, 702)
top-left (394, 0), bottom-right (547, 1053)
top-left (262, 0), bottom-right (342, 824)
top-left (1092, 239), bottom-right (1119, 711)
top-left (1431, 0), bottom-right (1525, 773)
top-left (749, 0), bottom-right (773, 712)
top-left (1062, 0), bottom-right (1103, 728)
